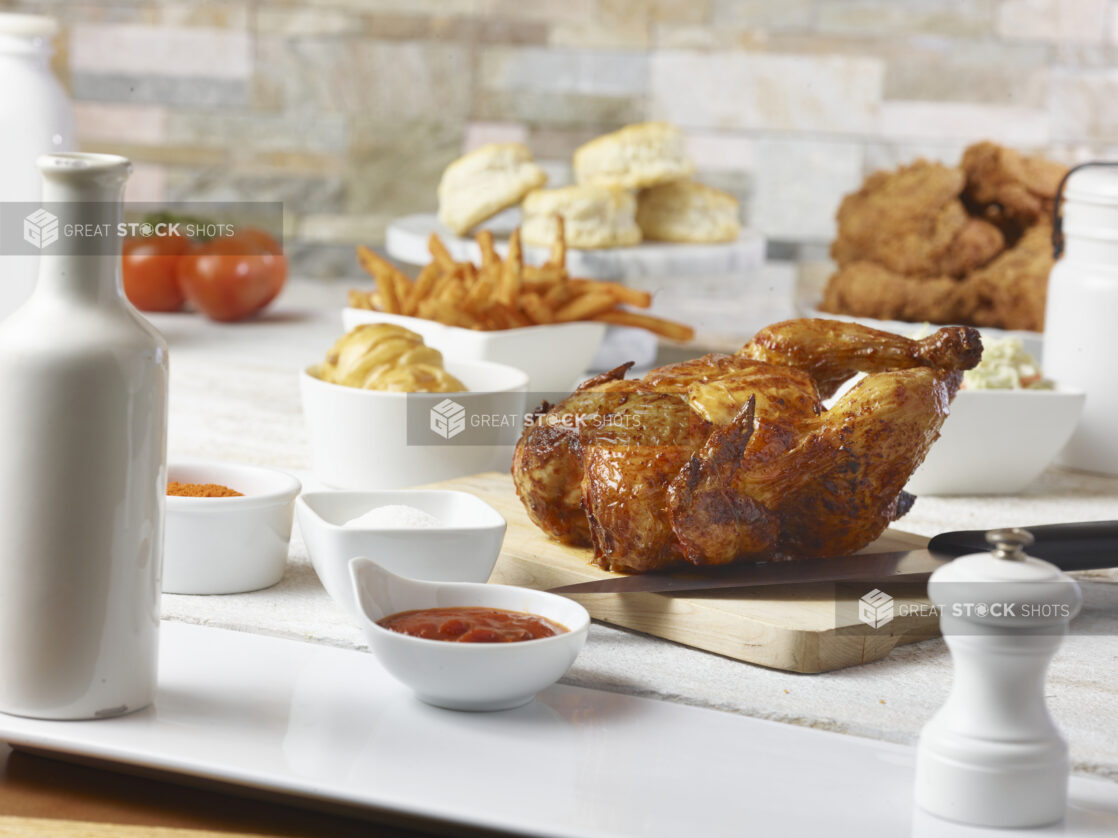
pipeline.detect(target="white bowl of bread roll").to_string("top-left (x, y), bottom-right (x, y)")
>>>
top-left (342, 308), bottom-right (606, 394)
top-left (301, 324), bottom-right (529, 490)
top-left (301, 357), bottom-right (528, 490)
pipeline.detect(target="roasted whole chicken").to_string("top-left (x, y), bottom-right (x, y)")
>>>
top-left (512, 319), bottom-right (982, 573)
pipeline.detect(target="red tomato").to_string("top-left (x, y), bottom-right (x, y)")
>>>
top-left (121, 232), bottom-right (193, 312)
top-left (177, 229), bottom-right (287, 322)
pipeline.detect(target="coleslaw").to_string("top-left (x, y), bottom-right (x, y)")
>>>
top-left (962, 336), bottom-right (1053, 390)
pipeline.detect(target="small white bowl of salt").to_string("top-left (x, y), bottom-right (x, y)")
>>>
top-left (296, 490), bottom-right (507, 618)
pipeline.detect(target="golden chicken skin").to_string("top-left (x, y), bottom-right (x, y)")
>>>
top-left (512, 319), bottom-right (981, 574)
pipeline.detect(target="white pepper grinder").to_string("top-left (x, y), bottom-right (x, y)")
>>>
top-left (915, 528), bottom-right (1082, 828)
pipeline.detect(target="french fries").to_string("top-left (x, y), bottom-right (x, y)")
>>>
top-left (350, 227), bottom-right (695, 341)
top-left (592, 309), bottom-right (697, 343)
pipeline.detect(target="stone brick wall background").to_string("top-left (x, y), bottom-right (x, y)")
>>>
top-left (5, 0), bottom-right (1117, 277)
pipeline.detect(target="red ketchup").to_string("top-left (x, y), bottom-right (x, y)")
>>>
top-left (378, 607), bottom-right (567, 643)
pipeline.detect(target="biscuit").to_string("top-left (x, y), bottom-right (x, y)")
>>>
top-left (437, 143), bottom-right (547, 236)
top-left (521, 185), bottom-right (641, 249)
top-left (636, 180), bottom-right (741, 244)
top-left (573, 122), bottom-right (695, 191)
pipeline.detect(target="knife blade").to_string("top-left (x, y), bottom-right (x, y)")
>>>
top-left (545, 520), bottom-right (1118, 595)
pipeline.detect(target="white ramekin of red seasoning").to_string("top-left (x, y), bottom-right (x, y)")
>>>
top-left (163, 461), bottom-right (301, 595)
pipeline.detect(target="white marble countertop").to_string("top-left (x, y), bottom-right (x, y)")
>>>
top-left (153, 276), bottom-right (1118, 784)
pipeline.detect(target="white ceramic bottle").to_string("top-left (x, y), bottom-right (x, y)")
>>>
top-left (0, 13), bottom-right (74, 321)
top-left (915, 529), bottom-right (1082, 828)
top-left (0, 154), bottom-right (168, 720)
top-left (1044, 164), bottom-right (1118, 474)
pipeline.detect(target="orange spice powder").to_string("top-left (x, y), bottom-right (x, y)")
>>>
top-left (167, 481), bottom-right (243, 498)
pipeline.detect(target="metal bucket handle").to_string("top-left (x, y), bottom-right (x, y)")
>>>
top-left (1052, 160), bottom-right (1118, 258)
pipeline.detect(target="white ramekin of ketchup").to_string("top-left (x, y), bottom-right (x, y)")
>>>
top-left (348, 557), bottom-right (589, 711)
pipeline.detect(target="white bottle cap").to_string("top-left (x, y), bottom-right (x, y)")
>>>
top-left (0, 13), bottom-right (58, 38)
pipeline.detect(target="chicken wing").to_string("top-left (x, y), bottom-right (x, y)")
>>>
top-left (733, 368), bottom-right (948, 558)
top-left (666, 398), bottom-right (782, 567)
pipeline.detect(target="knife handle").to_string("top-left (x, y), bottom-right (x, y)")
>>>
top-left (928, 520), bottom-right (1118, 572)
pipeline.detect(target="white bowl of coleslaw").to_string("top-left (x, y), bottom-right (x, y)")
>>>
top-left (906, 338), bottom-right (1085, 495)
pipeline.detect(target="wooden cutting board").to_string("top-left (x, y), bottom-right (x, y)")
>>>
top-left (429, 472), bottom-right (940, 673)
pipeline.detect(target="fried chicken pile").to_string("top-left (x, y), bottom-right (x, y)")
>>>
top-left (512, 318), bottom-right (982, 574)
top-left (820, 142), bottom-right (1067, 332)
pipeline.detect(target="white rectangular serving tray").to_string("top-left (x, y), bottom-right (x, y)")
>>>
top-left (0, 623), bottom-right (1114, 838)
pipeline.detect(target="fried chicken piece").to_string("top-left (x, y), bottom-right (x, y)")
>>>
top-left (960, 223), bottom-right (1054, 331)
top-left (513, 319), bottom-right (982, 573)
top-left (820, 261), bottom-right (966, 326)
top-left (832, 160), bottom-right (1004, 277)
top-left (942, 216), bottom-right (1007, 276)
top-left (822, 144), bottom-right (1064, 329)
top-left (821, 225), bottom-right (1055, 332)
top-left (961, 142), bottom-right (1067, 235)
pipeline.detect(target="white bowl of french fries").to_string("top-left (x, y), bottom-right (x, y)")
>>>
top-left (345, 225), bottom-right (694, 393)
top-left (301, 359), bottom-right (529, 491)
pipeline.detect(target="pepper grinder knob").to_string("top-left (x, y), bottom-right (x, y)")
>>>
top-left (914, 528), bottom-right (1082, 828)
top-left (986, 527), bottom-right (1034, 560)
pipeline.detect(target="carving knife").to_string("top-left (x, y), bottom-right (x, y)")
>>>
top-left (545, 520), bottom-right (1118, 595)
